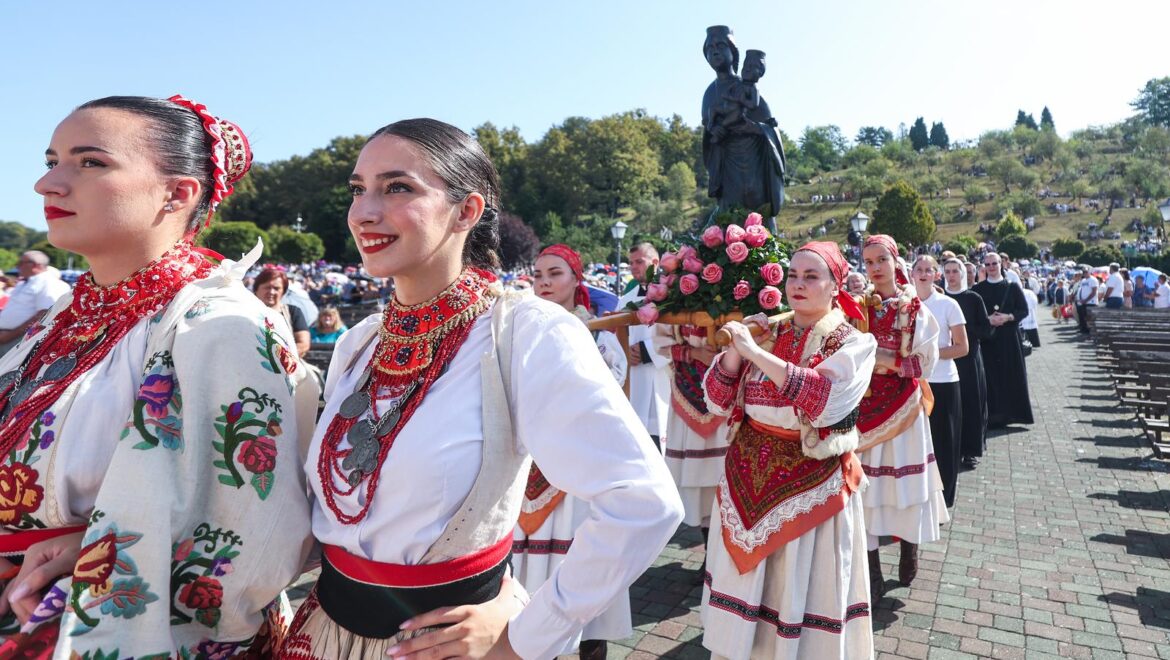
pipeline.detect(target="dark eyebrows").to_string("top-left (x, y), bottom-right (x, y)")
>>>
top-left (349, 170), bottom-right (420, 183)
top-left (44, 146), bottom-right (112, 157)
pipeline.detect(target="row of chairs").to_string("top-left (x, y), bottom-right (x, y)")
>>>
top-left (1091, 307), bottom-right (1170, 458)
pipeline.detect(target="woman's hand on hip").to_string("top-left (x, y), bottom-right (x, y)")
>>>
top-left (386, 574), bottom-right (526, 659)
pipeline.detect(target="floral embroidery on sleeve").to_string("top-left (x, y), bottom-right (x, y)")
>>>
top-left (256, 318), bottom-right (298, 376)
top-left (67, 515), bottom-right (159, 635)
top-left (212, 388), bottom-right (283, 500)
top-left (122, 352), bottom-right (183, 451)
top-left (170, 523), bottom-right (241, 629)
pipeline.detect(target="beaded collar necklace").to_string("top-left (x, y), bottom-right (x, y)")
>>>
top-left (317, 268), bottom-right (497, 525)
top-left (0, 242), bottom-right (212, 455)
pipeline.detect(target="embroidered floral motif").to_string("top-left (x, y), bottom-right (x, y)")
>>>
top-left (122, 351), bottom-right (184, 451)
top-left (169, 523), bottom-right (241, 630)
top-left (213, 387), bottom-right (283, 500)
top-left (184, 299), bottom-right (212, 319)
top-left (256, 317), bottom-right (297, 377)
top-left (0, 462), bottom-right (45, 527)
top-left (67, 521), bottom-right (158, 634)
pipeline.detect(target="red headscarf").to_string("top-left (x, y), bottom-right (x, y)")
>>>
top-left (863, 234), bottom-right (909, 286)
top-left (793, 241), bottom-right (865, 320)
top-left (538, 244), bottom-right (591, 309)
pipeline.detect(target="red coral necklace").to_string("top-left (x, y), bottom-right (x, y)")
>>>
top-left (316, 268), bottom-right (496, 525)
top-left (0, 242), bottom-right (212, 455)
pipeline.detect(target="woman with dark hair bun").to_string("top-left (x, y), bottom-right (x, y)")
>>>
top-left (0, 96), bottom-right (316, 656)
top-left (280, 118), bottom-right (682, 659)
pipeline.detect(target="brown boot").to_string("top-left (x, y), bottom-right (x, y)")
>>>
top-left (899, 540), bottom-right (919, 586)
top-left (867, 549), bottom-right (885, 604)
top-left (579, 639), bottom-right (607, 660)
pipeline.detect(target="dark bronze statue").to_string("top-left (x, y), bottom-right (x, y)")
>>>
top-left (701, 26), bottom-right (786, 229)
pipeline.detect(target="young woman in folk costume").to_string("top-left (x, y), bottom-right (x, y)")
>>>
top-left (512, 244), bottom-right (628, 660)
top-left (279, 119), bottom-right (682, 659)
top-left (855, 235), bottom-right (948, 602)
top-left (701, 242), bottom-right (877, 660)
top-left (0, 96), bottom-right (317, 656)
top-left (653, 319), bottom-right (728, 581)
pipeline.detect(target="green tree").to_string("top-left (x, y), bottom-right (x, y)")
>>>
top-left (200, 221), bottom-right (269, 260)
top-left (928, 122), bottom-right (950, 150)
top-left (28, 241), bottom-right (87, 270)
top-left (998, 234), bottom-right (1039, 259)
top-left (1050, 238), bottom-right (1085, 259)
top-left (1032, 129), bottom-right (1061, 162)
top-left (267, 225), bottom-right (326, 263)
top-left (988, 156), bottom-right (1024, 192)
top-left (663, 161), bottom-right (696, 203)
top-left (1131, 77), bottom-right (1170, 128)
top-left (995, 212), bottom-right (1027, 239)
top-left (843, 144), bottom-right (880, 168)
top-left (0, 222), bottom-right (35, 251)
top-left (0, 248), bottom-right (18, 272)
top-left (909, 117), bottom-right (930, 152)
top-left (872, 180), bottom-right (935, 246)
top-left (943, 234), bottom-right (978, 255)
top-left (964, 183), bottom-right (990, 210)
top-left (1040, 106), bottom-right (1055, 131)
top-left (799, 126), bottom-right (847, 171)
top-left (1015, 110), bottom-right (1039, 130)
top-left (997, 191), bottom-right (1042, 219)
top-left (856, 126), bottom-right (894, 147)
top-left (1078, 244), bottom-right (1124, 266)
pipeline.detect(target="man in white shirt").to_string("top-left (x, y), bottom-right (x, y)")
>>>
top-left (0, 251), bottom-right (71, 355)
top-left (1155, 274), bottom-right (1170, 309)
top-left (1074, 269), bottom-right (1099, 335)
top-left (1102, 262), bottom-right (1124, 309)
top-left (617, 242), bottom-right (670, 453)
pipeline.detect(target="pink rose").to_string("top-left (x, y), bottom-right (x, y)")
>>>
top-left (679, 274), bottom-right (700, 295)
top-left (759, 262), bottom-right (784, 286)
top-left (701, 263), bottom-right (723, 284)
top-left (724, 224), bottom-right (746, 243)
top-left (725, 241), bottom-right (749, 264)
top-left (659, 252), bottom-right (680, 273)
top-left (744, 212), bottom-right (764, 227)
top-left (646, 283), bottom-right (668, 302)
top-left (744, 225), bottom-right (769, 248)
top-left (659, 274), bottom-right (677, 288)
top-left (676, 245), bottom-right (698, 261)
top-left (733, 280), bottom-right (752, 301)
top-left (683, 256), bottom-right (703, 273)
top-left (758, 285), bottom-right (782, 310)
top-left (635, 303), bottom-right (659, 325)
top-left (701, 225), bottom-right (724, 248)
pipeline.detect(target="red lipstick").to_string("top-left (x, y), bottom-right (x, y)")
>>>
top-left (357, 233), bottom-right (396, 255)
top-left (44, 206), bottom-right (75, 220)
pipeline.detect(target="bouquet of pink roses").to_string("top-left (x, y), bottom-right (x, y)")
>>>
top-left (628, 209), bottom-right (789, 325)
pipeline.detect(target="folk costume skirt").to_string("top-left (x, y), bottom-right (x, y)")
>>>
top-left (858, 411), bottom-right (949, 548)
top-left (664, 410), bottom-right (729, 528)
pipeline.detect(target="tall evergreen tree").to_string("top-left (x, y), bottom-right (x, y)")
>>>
top-left (1040, 106), bottom-right (1055, 131)
top-left (928, 122), bottom-right (950, 150)
top-left (908, 117), bottom-right (930, 152)
top-left (1015, 110), bottom-right (1039, 130)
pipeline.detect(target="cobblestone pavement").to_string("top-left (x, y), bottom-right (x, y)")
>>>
top-left (293, 316), bottom-right (1170, 658)
top-left (578, 316), bottom-right (1170, 659)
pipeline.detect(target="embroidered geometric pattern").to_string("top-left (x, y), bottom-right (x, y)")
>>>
top-left (704, 573), bottom-right (870, 639)
top-left (511, 538), bottom-right (573, 555)
top-left (665, 446), bottom-right (729, 459)
top-left (862, 452), bottom-right (937, 479)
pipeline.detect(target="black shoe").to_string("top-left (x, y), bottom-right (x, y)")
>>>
top-left (579, 640), bottom-right (607, 660)
top-left (899, 541), bottom-right (919, 586)
top-left (868, 549), bottom-right (886, 604)
top-left (961, 456), bottom-right (978, 471)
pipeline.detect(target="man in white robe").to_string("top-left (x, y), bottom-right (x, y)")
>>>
top-left (617, 242), bottom-right (670, 452)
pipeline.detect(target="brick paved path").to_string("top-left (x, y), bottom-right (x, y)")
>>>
top-left (587, 316), bottom-right (1170, 659)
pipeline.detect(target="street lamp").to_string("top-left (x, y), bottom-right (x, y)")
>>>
top-left (848, 211), bottom-right (870, 259)
top-left (611, 220), bottom-right (628, 295)
top-left (293, 214), bottom-right (305, 234)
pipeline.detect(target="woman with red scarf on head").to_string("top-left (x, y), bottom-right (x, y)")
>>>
top-left (0, 97), bottom-right (316, 656)
top-left (855, 235), bottom-right (948, 603)
top-left (511, 244), bottom-right (627, 660)
top-left (701, 242), bottom-right (876, 660)
top-left (280, 119), bottom-right (681, 659)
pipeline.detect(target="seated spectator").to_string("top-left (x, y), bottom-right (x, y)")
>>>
top-left (310, 305), bottom-right (348, 344)
top-left (253, 267), bottom-right (311, 356)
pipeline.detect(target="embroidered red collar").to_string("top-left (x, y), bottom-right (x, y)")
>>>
top-left (373, 268), bottom-right (496, 375)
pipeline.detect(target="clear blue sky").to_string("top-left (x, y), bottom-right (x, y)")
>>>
top-left (2, 0), bottom-right (1165, 231)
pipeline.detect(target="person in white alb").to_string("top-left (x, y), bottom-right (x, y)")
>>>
top-left (617, 242), bottom-right (672, 452)
top-left (1154, 274), bottom-right (1170, 309)
top-left (280, 119), bottom-right (683, 659)
top-left (0, 251), bottom-right (70, 355)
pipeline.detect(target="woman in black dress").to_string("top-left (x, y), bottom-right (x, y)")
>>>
top-left (970, 254), bottom-right (1034, 428)
top-left (942, 258), bottom-right (991, 468)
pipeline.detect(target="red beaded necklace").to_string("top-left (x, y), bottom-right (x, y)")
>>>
top-left (316, 269), bottom-right (496, 525)
top-left (0, 242), bottom-right (213, 454)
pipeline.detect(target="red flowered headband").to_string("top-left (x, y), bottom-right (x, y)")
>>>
top-left (794, 241), bottom-right (864, 320)
top-left (168, 95), bottom-right (253, 231)
top-left (539, 244), bottom-right (591, 309)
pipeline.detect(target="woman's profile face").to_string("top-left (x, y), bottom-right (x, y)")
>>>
top-left (785, 251), bottom-right (836, 317)
top-left (862, 245), bottom-right (896, 287)
top-left (533, 254), bottom-right (577, 309)
top-left (35, 108), bottom-right (175, 258)
top-left (347, 135), bottom-right (462, 279)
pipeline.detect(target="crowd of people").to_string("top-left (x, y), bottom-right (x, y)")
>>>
top-left (0, 91), bottom-right (1148, 659)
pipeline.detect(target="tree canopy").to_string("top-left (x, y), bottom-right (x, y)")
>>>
top-left (872, 180), bottom-right (935, 246)
top-left (1132, 77), bottom-right (1170, 128)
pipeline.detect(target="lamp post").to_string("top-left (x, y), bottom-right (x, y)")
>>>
top-left (849, 211), bottom-right (870, 261)
top-left (293, 214), bottom-right (305, 234)
top-left (611, 220), bottom-right (628, 295)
